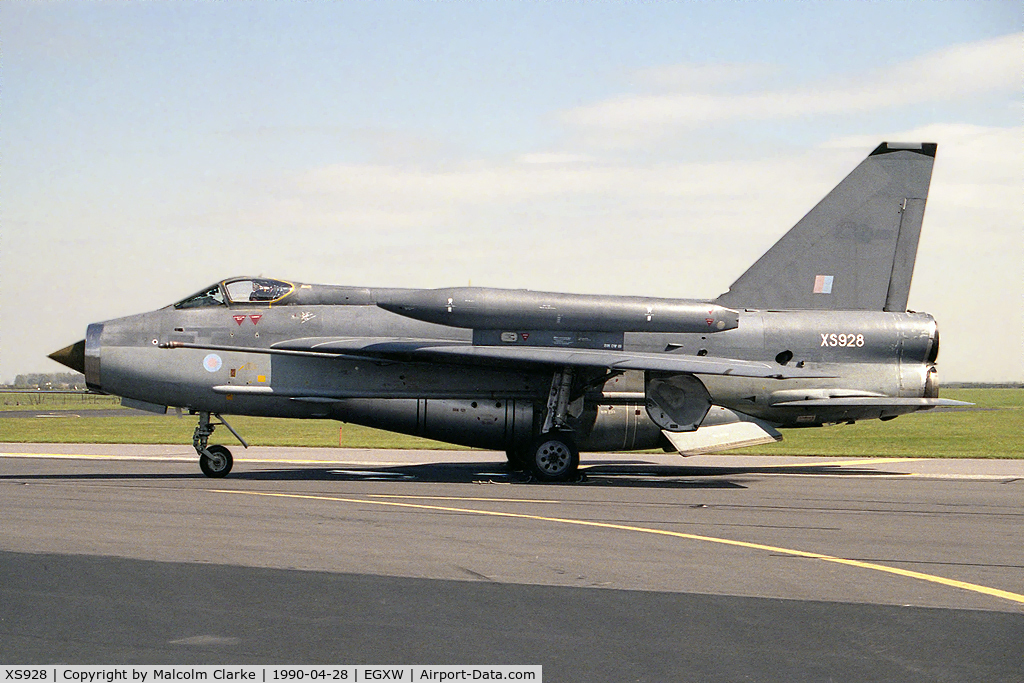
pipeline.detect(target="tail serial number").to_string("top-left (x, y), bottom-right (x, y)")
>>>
top-left (820, 333), bottom-right (865, 347)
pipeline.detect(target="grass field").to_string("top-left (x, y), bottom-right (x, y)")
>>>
top-left (0, 392), bottom-right (125, 411)
top-left (0, 389), bottom-right (1020, 458)
top-left (735, 388), bottom-right (1023, 458)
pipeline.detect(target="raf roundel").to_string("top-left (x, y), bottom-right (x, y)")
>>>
top-left (203, 353), bottom-right (223, 373)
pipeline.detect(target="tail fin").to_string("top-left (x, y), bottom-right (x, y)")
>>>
top-left (715, 142), bottom-right (937, 311)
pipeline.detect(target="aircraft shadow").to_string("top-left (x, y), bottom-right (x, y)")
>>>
top-left (1, 460), bottom-right (893, 490)
top-left (233, 462), bottom-right (752, 489)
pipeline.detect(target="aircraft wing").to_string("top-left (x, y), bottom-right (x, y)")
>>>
top-left (770, 397), bottom-right (972, 408)
top-left (163, 337), bottom-right (831, 379)
top-left (351, 342), bottom-right (813, 378)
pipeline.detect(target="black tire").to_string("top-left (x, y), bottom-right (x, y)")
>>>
top-left (528, 433), bottom-right (579, 483)
top-left (199, 445), bottom-right (233, 478)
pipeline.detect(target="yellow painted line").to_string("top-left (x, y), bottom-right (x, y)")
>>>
top-left (216, 489), bottom-right (1024, 607)
top-left (370, 494), bottom-right (562, 504)
top-left (0, 452), bottom-right (406, 466)
top-left (754, 457), bottom-right (927, 468)
top-left (0, 452), bottom-right (195, 462)
top-left (235, 459), bottom-right (409, 466)
top-left (576, 457), bottom-right (927, 473)
top-left (907, 473), bottom-right (1020, 481)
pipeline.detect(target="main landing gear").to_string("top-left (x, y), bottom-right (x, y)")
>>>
top-left (526, 431), bottom-right (580, 483)
top-left (509, 367), bottom-right (582, 483)
top-left (192, 411), bottom-right (248, 478)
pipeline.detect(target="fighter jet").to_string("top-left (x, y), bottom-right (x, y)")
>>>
top-left (50, 142), bottom-right (966, 481)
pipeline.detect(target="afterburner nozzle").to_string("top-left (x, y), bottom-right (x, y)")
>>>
top-left (48, 340), bottom-right (86, 374)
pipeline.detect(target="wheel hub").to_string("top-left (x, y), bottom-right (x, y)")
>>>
top-left (536, 440), bottom-right (572, 475)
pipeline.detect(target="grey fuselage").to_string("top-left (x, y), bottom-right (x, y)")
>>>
top-left (83, 280), bottom-right (940, 453)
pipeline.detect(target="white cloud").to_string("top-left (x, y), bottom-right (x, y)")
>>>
top-left (198, 125), bottom-right (1020, 295)
top-left (517, 152), bottom-right (593, 165)
top-left (560, 33), bottom-right (1023, 146)
top-left (224, 154), bottom-right (826, 246)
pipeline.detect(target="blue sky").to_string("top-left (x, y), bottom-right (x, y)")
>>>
top-left (2, 1), bottom-right (1021, 382)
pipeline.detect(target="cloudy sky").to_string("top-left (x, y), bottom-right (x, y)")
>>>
top-left (2, 2), bottom-right (1021, 383)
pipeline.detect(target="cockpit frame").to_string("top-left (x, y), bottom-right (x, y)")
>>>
top-left (173, 278), bottom-right (296, 309)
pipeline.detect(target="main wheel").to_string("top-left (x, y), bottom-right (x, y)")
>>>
top-left (528, 433), bottom-right (579, 483)
top-left (199, 445), bottom-right (233, 478)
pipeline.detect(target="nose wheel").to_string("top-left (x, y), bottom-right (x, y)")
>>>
top-left (199, 445), bottom-right (233, 478)
top-left (192, 411), bottom-right (246, 478)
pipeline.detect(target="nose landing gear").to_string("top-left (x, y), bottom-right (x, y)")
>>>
top-left (192, 411), bottom-right (247, 478)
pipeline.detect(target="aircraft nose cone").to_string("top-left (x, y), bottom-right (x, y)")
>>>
top-left (48, 340), bottom-right (87, 374)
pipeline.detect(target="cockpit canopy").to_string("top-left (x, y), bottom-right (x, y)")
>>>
top-left (224, 278), bottom-right (294, 303)
top-left (173, 278), bottom-right (295, 309)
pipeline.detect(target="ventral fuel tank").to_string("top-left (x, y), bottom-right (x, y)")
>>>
top-left (378, 287), bottom-right (739, 334)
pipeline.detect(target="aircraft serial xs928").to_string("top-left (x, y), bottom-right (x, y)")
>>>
top-left (50, 142), bottom-right (967, 481)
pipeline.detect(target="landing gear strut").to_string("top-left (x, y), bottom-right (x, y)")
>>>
top-left (192, 411), bottom-right (247, 478)
top-left (524, 368), bottom-right (581, 483)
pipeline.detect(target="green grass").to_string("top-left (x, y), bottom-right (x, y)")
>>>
top-left (0, 389), bottom-right (1020, 458)
top-left (736, 389), bottom-right (1023, 458)
top-left (0, 410), bottom-right (462, 450)
top-left (0, 392), bottom-right (125, 411)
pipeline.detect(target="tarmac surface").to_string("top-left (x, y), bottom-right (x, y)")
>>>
top-left (2, 443), bottom-right (1022, 681)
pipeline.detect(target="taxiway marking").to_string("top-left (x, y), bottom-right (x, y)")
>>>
top-left (0, 452), bottom-right (195, 462)
top-left (370, 493), bottom-right (561, 504)
top-left (216, 489), bottom-right (1024, 607)
top-left (0, 452), bottom-right (407, 466)
top-left (770, 457), bottom-right (926, 467)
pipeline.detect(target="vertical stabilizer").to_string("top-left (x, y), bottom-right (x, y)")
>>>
top-left (715, 143), bottom-right (936, 311)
